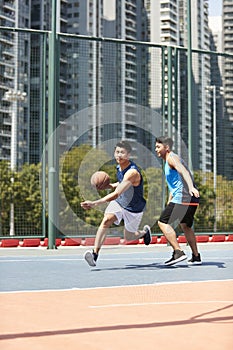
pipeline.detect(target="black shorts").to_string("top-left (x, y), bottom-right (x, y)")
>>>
top-left (159, 202), bottom-right (198, 228)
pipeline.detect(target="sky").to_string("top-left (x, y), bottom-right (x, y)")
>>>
top-left (208, 0), bottom-right (222, 16)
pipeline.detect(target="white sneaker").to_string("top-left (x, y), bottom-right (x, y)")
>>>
top-left (84, 250), bottom-right (98, 267)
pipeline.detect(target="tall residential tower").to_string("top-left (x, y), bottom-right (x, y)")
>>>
top-left (222, 0), bottom-right (233, 179)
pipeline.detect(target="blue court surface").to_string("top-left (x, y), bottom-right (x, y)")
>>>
top-left (0, 243), bottom-right (233, 292)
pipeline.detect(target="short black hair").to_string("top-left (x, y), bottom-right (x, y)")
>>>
top-left (155, 136), bottom-right (173, 149)
top-left (115, 140), bottom-right (132, 153)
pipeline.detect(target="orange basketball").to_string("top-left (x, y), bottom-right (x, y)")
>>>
top-left (90, 171), bottom-right (110, 190)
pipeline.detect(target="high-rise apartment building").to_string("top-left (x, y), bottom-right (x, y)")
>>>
top-left (145, 0), bottom-right (212, 172)
top-left (30, 0), bottom-right (68, 162)
top-left (179, 0), bottom-right (212, 172)
top-left (179, 0), bottom-right (212, 173)
top-left (115, 0), bottom-right (150, 155)
top-left (1, 0), bottom-right (230, 177)
top-left (160, 0), bottom-right (179, 44)
top-left (0, 1), bottom-right (69, 165)
top-left (66, 0), bottom-right (150, 162)
top-left (66, 0), bottom-right (104, 148)
top-left (0, 0), bottom-right (30, 166)
top-left (222, 0), bottom-right (233, 179)
top-left (208, 14), bottom-right (224, 178)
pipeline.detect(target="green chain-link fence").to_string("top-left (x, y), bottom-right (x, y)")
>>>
top-left (0, 28), bottom-right (233, 238)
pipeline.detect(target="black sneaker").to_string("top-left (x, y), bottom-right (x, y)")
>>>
top-left (84, 250), bottom-right (98, 267)
top-left (164, 250), bottom-right (187, 266)
top-left (143, 225), bottom-right (152, 245)
top-left (188, 253), bottom-right (202, 265)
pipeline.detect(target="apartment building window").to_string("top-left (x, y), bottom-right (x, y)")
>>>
top-left (23, 152), bottom-right (28, 163)
top-left (161, 3), bottom-right (169, 9)
top-left (31, 4), bottom-right (40, 22)
top-left (24, 40), bottom-right (29, 56)
top-left (24, 62), bottom-right (28, 74)
top-left (23, 129), bottom-right (27, 142)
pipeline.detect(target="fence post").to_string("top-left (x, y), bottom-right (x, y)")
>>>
top-left (187, 0), bottom-right (193, 168)
top-left (47, 0), bottom-right (58, 249)
top-left (41, 34), bottom-right (47, 239)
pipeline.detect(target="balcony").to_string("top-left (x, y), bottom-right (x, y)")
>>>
top-left (0, 129), bottom-right (11, 137)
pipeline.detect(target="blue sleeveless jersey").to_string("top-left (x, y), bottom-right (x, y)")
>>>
top-left (165, 152), bottom-right (199, 205)
top-left (115, 161), bottom-right (146, 213)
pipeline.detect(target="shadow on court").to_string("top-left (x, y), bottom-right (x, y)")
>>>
top-left (1, 308), bottom-right (232, 340)
top-left (93, 261), bottom-right (226, 272)
top-left (1, 279), bottom-right (232, 350)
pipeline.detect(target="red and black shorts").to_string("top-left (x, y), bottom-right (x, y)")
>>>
top-left (159, 202), bottom-right (199, 228)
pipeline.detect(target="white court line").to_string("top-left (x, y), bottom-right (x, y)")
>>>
top-left (89, 300), bottom-right (233, 309)
top-left (1, 256), bottom-right (233, 263)
top-left (0, 279), bottom-right (232, 294)
top-left (0, 258), bottom-right (85, 262)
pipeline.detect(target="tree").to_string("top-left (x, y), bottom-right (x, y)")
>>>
top-left (1, 156), bottom-right (233, 237)
top-left (0, 161), bottom-right (42, 236)
top-left (194, 171), bottom-right (233, 232)
top-left (215, 174), bottom-right (233, 231)
top-left (0, 161), bottom-right (12, 235)
top-left (13, 163), bottom-right (42, 235)
top-left (141, 167), bottom-right (163, 232)
top-left (193, 171), bottom-right (215, 231)
top-left (60, 144), bottom-right (116, 234)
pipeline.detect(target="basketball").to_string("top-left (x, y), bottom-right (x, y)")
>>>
top-left (90, 171), bottom-right (110, 190)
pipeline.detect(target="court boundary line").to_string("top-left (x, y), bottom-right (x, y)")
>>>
top-left (89, 300), bottom-right (233, 309)
top-left (1, 278), bottom-right (232, 294)
top-left (1, 255), bottom-right (233, 263)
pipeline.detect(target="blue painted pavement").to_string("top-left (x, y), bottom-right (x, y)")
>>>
top-left (0, 243), bottom-right (232, 292)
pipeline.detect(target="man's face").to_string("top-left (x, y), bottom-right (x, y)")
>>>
top-left (114, 147), bottom-right (130, 164)
top-left (155, 142), bottom-right (168, 159)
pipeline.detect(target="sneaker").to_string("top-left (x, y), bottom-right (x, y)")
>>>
top-left (188, 253), bottom-right (202, 265)
top-left (164, 250), bottom-right (187, 266)
top-left (143, 225), bottom-right (152, 245)
top-left (84, 250), bottom-right (98, 267)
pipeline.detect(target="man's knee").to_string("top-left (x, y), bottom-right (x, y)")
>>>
top-left (158, 221), bottom-right (173, 234)
top-left (180, 222), bottom-right (188, 230)
top-left (180, 222), bottom-right (193, 232)
top-left (158, 220), bottom-right (166, 229)
top-left (101, 215), bottom-right (115, 228)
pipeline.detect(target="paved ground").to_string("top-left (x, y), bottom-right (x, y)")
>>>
top-left (1, 243), bottom-right (233, 350)
top-left (0, 242), bottom-right (232, 292)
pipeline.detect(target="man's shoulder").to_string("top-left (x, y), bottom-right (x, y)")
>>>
top-left (129, 161), bottom-right (139, 169)
top-left (127, 163), bottom-right (141, 176)
top-left (167, 152), bottom-right (181, 166)
top-left (169, 151), bottom-right (179, 159)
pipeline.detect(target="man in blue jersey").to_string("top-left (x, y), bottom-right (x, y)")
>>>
top-left (81, 140), bottom-right (151, 267)
top-left (155, 136), bottom-right (201, 266)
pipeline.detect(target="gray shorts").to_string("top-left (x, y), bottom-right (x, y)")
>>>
top-left (159, 202), bottom-right (198, 228)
